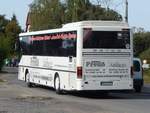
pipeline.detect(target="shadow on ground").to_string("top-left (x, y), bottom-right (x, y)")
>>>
top-left (35, 85), bottom-right (150, 100)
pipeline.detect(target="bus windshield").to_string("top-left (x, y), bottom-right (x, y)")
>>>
top-left (83, 30), bottom-right (130, 49)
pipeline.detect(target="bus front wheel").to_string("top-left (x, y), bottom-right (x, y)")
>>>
top-left (25, 72), bottom-right (33, 88)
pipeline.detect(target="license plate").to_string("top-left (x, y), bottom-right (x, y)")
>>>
top-left (101, 81), bottom-right (113, 86)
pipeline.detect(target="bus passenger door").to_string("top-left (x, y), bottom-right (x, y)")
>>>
top-left (68, 56), bottom-right (74, 71)
top-left (68, 56), bottom-right (76, 90)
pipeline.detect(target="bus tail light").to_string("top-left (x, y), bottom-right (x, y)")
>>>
top-left (131, 66), bottom-right (134, 78)
top-left (77, 66), bottom-right (82, 79)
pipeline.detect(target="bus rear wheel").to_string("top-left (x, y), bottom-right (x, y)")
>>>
top-left (54, 76), bottom-right (62, 94)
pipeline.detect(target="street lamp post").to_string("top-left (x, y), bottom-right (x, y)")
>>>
top-left (125, 0), bottom-right (128, 23)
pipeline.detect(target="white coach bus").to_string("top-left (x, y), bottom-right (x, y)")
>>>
top-left (18, 21), bottom-right (133, 94)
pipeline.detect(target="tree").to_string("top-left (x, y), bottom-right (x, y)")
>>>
top-left (30, 0), bottom-right (65, 30)
top-left (94, 0), bottom-right (113, 9)
top-left (0, 14), bottom-right (21, 70)
top-left (140, 48), bottom-right (150, 64)
top-left (0, 34), bottom-right (11, 71)
top-left (65, 0), bottom-right (92, 22)
top-left (29, 0), bottom-right (122, 31)
top-left (5, 14), bottom-right (21, 55)
top-left (102, 8), bottom-right (122, 20)
top-left (0, 15), bottom-right (9, 34)
top-left (133, 32), bottom-right (150, 56)
top-left (0, 15), bottom-right (9, 70)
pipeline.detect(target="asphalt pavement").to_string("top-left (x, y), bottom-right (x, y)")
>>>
top-left (0, 67), bottom-right (150, 113)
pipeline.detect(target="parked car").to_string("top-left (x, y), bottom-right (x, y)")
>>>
top-left (133, 58), bottom-right (144, 92)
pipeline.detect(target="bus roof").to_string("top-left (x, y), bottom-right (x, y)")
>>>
top-left (62, 20), bottom-right (129, 28)
top-left (19, 20), bottom-right (130, 37)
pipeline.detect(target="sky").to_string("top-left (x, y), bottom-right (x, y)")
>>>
top-left (0, 0), bottom-right (32, 31)
top-left (0, 0), bottom-right (150, 31)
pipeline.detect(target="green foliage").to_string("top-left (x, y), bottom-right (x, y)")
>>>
top-left (140, 48), bottom-right (150, 64)
top-left (0, 14), bottom-right (21, 70)
top-left (133, 32), bottom-right (150, 56)
top-left (144, 69), bottom-right (150, 83)
top-left (0, 47), bottom-right (5, 70)
top-left (29, 0), bottom-right (122, 31)
top-left (30, 0), bottom-right (64, 30)
top-left (0, 36), bottom-right (11, 70)
top-left (0, 15), bottom-right (9, 34)
top-left (133, 32), bottom-right (150, 68)
top-left (5, 14), bottom-right (21, 54)
top-left (134, 32), bottom-right (150, 83)
top-left (102, 8), bottom-right (122, 21)
top-left (65, 0), bottom-right (92, 22)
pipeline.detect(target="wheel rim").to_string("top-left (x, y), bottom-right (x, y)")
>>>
top-left (55, 77), bottom-right (60, 91)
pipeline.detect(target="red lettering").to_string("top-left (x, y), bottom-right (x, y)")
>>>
top-left (31, 32), bottom-right (77, 41)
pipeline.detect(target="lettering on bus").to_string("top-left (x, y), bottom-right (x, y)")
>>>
top-left (86, 61), bottom-right (105, 67)
top-left (110, 62), bottom-right (127, 68)
top-left (109, 69), bottom-right (129, 74)
top-left (31, 32), bottom-right (77, 41)
top-left (31, 71), bottom-right (53, 81)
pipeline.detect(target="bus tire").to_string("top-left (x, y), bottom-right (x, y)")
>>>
top-left (25, 72), bottom-right (33, 88)
top-left (54, 75), bottom-right (62, 94)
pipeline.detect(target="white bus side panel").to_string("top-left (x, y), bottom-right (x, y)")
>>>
top-left (18, 55), bottom-right (77, 90)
